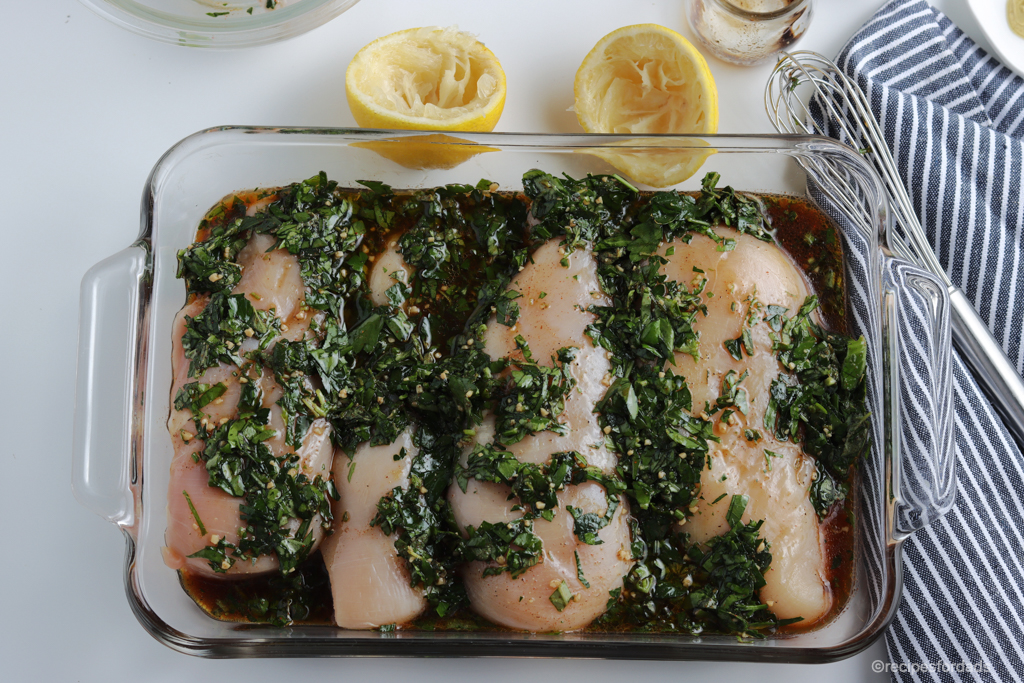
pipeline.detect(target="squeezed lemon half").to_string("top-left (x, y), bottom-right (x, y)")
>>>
top-left (346, 26), bottom-right (506, 132)
top-left (574, 24), bottom-right (718, 187)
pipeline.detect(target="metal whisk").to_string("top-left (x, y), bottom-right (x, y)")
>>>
top-left (765, 50), bottom-right (1024, 448)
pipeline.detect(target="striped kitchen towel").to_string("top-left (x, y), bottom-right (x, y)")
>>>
top-left (821, 0), bottom-right (1024, 680)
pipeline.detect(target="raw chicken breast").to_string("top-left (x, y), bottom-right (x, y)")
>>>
top-left (321, 429), bottom-right (428, 629)
top-left (233, 232), bottom-right (314, 342)
top-left (451, 240), bottom-right (633, 631)
top-left (481, 240), bottom-right (617, 472)
top-left (322, 243), bottom-right (427, 629)
top-left (659, 228), bottom-right (831, 625)
top-left (455, 474), bottom-right (630, 631)
top-left (164, 230), bottom-right (333, 577)
top-left (164, 298), bottom-right (333, 577)
top-left (684, 440), bottom-right (825, 622)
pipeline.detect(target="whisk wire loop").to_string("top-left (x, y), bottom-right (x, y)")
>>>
top-left (765, 50), bottom-right (949, 281)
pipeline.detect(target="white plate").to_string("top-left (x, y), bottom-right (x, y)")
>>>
top-left (965, 0), bottom-right (1024, 79)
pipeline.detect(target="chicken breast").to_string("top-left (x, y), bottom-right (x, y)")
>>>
top-left (321, 429), bottom-right (428, 629)
top-left (164, 300), bottom-right (333, 577)
top-left (450, 240), bottom-right (633, 631)
top-left (481, 239), bottom-right (617, 473)
top-left (164, 230), bottom-right (333, 577)
top-left (234, 232), bottom-right (314, 342)
top-left (660, 228), bottom-right (831, 625)
top-left (321, 242), bottom-right (427, 628)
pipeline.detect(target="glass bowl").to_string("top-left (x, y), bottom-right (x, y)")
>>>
top-left (78, 0), bottom-right (361, 48)
top-left (73, 129), bottom-right (955, 661)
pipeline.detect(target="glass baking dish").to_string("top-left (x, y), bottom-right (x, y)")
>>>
top-left (72, 129), bottom-right (955, 662)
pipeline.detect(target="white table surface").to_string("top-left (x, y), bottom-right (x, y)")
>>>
top-left (0, 0), bottom-right (991, 680)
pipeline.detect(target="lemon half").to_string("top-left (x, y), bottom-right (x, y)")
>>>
top-left (346, 26), bottom-right (506, 132)
top-left (574, 24), bottom-right (718, 187)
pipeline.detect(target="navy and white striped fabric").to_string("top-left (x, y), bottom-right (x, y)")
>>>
top-left (824, 1), bottom-right (1024, 680)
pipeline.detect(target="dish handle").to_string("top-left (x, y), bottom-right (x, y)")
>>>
top-left (73, 241), bottom-right (152, 528)
top-left (882, 256), bottom-right (956, 541)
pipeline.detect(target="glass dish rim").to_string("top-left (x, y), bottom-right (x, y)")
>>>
top-left (140, 126), bottom-right (897, 236)
top-left (125, 128), bottom-right (906, 662)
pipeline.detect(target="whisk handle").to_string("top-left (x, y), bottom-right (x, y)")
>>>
top-left (949, 288), bottom-right (1024, 450)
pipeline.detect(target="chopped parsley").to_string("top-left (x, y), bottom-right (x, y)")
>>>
top-left (575, 550), bottom-right (590, 588)
top-left (493, 340), bottom-right (577, 445)
top-left (179, 292), bottom-right (279, 378)
top-left (549, 581), bottom-right (574, 611)
top-left (182, 490), bottom-right (206, 536)
top-left (456, 447), bottom-right (626, 551)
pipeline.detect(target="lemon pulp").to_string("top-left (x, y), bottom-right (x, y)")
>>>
top-left (574, 24), bottom-right (718, 187)
top-left (346, 26), bottom-right (506, 132)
